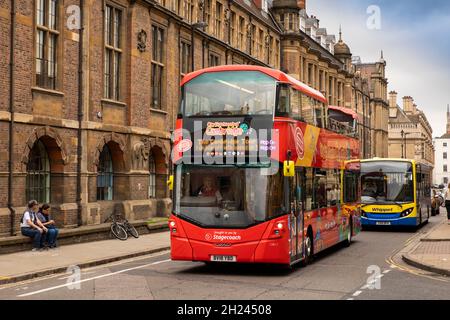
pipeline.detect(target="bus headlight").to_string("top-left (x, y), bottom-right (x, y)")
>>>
top-left (400, 208), bottom-right (414, 217)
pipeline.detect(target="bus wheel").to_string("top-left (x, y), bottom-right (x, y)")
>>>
top-left (344, 217), bottom-right (353, 247)
top-left (303, 232), bottom-right (314, 266)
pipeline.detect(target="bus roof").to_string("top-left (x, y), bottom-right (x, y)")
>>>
top-left (361, 158), bottom-right (415, 163)
top-left (328, 105), bottom-right (359, 120)
top-left (180, 65), bottom-right (328, 104)
top-left (361, 158), bottom-right (434, 169)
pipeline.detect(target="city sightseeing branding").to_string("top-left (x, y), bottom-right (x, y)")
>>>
top-left (205, 122), bottom-right (247, 137)
top-left (172, 120), bottom-right (279, 165)
top-left (205, 231), bottom-right (242, 242)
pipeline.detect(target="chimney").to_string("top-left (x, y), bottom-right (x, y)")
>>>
top-left (297, 0), bottom-right (306, 9)
top-left (388, 91), bottom-right (397, 108)
top-left (402, 96), bottom-right (414, 114)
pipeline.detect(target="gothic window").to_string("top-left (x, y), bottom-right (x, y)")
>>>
top-left (209, 53), bottom-right (220, 67)
top-left (205, 0), bottom-right (211, 33)
top-left (215, 2), bottom-right (223, 39)
top-left (26, 140), bottom-right (50, 203)
top-left (230, 11), bottom-right (236, 45)
top-left (268, 35), bottom-right (273, 65)
top-left (152, 25), bottom-right (165, 109)
top-left (97, 144), bottom-right (113, 201)
top-left (238, 16), bottom-right (245, 50)
top-left (258, 29), bottom-right (263, 60)
top-left (251, 24), bottom-right (256, 55)
top-left (104, 4), bottom-right (122, 100)
top-left (180, 41), bottom-right (191, 75)
top-left (35, 0), bottom-right (59, 89)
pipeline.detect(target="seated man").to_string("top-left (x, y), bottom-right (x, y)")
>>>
top-left (20, 200), bottom-right (48, 252)
top-left (197, 176), bottom-right (223, 203)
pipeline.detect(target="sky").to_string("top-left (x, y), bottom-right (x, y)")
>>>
top-left (307, 0), bottom-right (450, 137)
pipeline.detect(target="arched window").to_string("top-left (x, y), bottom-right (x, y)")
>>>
top-left (149, 154), bottom-right (156, 198)
top-left (97, 144), bottom-right (113, 200)
top-left (26, 140), bottom-right (50, 203)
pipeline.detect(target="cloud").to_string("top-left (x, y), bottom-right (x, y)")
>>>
top-left (307, 0), bottom-right (450, 136)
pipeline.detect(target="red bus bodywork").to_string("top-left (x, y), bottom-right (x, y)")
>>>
top-left (170, 65), bottom-right (360, 265)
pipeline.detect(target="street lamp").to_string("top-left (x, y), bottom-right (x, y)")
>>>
top-left (191, 22), bottom-right (208, 72)
top-left (400, 130), bottom-right (411, 159)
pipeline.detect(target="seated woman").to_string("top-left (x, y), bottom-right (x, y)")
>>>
top-left (37, 204), bottom-right (59, 249)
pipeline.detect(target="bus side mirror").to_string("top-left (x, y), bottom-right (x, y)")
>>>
top-left (167, 175), bottom-right (174, 191)
top-left (283, 161), bottom-right (295, 177)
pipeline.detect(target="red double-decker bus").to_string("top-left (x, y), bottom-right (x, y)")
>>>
top-left (169, 65), bottom-right (361, 267)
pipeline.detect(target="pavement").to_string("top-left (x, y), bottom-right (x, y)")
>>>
top-left (402, 218), bottom-right (450, 277)
top-left (0, 231), bottom-right (170, 285)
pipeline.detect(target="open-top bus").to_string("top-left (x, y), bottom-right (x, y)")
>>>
top-left (360, 158), bottom-right (432, 227)
top-left (169, 65), bottom-right (361, 266)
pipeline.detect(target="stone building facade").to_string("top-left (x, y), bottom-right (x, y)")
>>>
top-left (0, 0), bottom-right (388, 237)
top-left (388, 92), bottom-right (434, 167)
top-left (0, 0), bottom-right (281, 236)
top-left (271, 0), bottom-right (388, 159)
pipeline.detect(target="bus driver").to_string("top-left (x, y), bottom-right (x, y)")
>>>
top-left (197, 176), bottom-right (223, 204)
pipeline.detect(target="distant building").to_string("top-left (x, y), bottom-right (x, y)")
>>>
top-left (388, 92), bottom-right (434, 168)
top-left (433, 105), bottom-right (450, 185)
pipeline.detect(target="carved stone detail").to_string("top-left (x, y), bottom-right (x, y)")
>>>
top-left (132, 138), bottom-right (150, 170)
top-left (137, 29), bottom-right (147, 53)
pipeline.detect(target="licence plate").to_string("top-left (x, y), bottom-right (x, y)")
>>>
top-left (210, 255), bottom-right (237, 262)
top-left (376, 221), bottom-right (391, 226)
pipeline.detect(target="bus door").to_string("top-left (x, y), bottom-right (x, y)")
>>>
top-left (289, 169), bottom-right (305, 263)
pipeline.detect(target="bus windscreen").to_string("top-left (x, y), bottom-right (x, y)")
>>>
top-left (174, 164), bottom-right (285, 228)
top-left (361, 161), bottom-right (414, 204)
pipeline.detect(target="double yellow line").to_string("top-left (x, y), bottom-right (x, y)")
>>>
top-left (385, 230), bottom-right (450, 283)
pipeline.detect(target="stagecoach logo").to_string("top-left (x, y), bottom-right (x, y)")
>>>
top-left (177, 139), bottom-right (193, 152)
top-left (205, 231), bottom-right (242, 241)
top-left (294, 127), bottom-right (305, 160)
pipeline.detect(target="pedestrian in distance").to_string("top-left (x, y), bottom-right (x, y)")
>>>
top-left (444, 183), bottom-right (450, 224)
top-left (20, 200), bottom-right (48, 251)
top-left (37, 204), bottom-right (59, 249)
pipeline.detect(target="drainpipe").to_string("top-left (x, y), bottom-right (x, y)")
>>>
top-left (76, 0), bottom-right (84, 226)
top-left (8, 0), bottom-right (16, 236)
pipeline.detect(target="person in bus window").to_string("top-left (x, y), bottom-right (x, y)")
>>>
top-left (362, 181), bottom-right (377, 198)
top-left (197, 176), bottom-right (223, 203)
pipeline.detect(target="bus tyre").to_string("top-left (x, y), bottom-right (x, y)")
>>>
top-left (303, 232), bottom-right (314, 266)
top-left (344, 217), bottom-right (353, 247)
